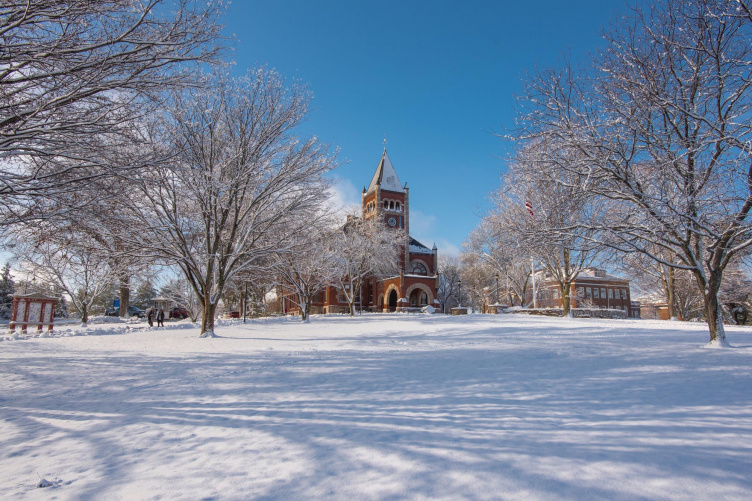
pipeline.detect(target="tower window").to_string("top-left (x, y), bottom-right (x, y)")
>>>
top-left (383, 200), bottom-right (388, 209)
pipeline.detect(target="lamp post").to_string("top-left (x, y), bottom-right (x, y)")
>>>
top-left (243, 281), bottom-right (248, 323)
top-left (457, 279), bottom-right (462, 308)
top-left (494, 272), bottom-right (500, 305)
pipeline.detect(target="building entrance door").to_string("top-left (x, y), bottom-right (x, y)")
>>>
top-left (388, 289), bottom-right (398, 312)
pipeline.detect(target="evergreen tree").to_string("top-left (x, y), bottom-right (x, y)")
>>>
top-left (55, 292), bottom-right (69, 319)
top-left (134, 279), bottom-right (157, 309)
top-left (0, 262), bottom-right (15, 319)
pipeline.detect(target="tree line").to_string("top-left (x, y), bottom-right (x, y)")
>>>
top-left (452, 0), bottom-right (752, 346)
top-left (4, 1), bottom-right (751, 344)
top-left (0, 1), bottom-right (407, 336)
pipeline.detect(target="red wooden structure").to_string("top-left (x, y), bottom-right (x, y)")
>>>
top-left (9, 293), bottom-right (58, 334)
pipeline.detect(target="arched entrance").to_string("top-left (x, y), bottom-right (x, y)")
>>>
top-left (405, 283), bottom-right (434, 308)
top-left (409, 289), bottom-right (429, 307)
top-left (388, 289), bottom-right (398, 312)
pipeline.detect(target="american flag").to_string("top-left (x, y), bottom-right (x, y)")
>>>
top-left (525, 199), bottom-right (534, 218)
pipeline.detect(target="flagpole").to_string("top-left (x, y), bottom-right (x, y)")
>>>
top-left (531, 256), bottom-right (537, 309)
top-left (525, 198), bottom-right (537, 310)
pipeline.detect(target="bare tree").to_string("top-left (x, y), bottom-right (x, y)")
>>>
top-left (517, 0), bottom-right (752, 344)
top-left (271, 223), bottom-right (339, 322)
top-left (437, 254), bottom-right (462, 312)
top-left (486, 140), bottom-right (608, 315)
top-left (40, 173), bottom-right (150, 317)
top-left (619, 248), bottom-right (684, 320)
top-left (160, 277), bottom-right (201, 322)
top-left (13, 228), bottom-right (120, 325)
top-left (458, 249), bottom-right (493, 312)
top-left (130, 69), bottom-right (336, 337)
top-left (0, 0), bottom-right (223, 224)
top-left (331, 215), bottom-right (403, 317)
top-left (465, 218), bottom-right (532, 307)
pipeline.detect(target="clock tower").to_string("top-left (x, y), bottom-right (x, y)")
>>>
top-left (279, 147), bottom-right (441, 315)
top-left (362, 148), bottom-right (408, 233)
top-left (360, 148), bottom-right (440, 312)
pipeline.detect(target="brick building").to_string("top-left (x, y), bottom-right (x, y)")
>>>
top-left (535, 268), bottom-right (640, 318)
top-left (280, 148), bottom-right (440, 314)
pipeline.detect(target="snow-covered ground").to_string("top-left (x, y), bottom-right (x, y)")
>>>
top-left (1, 313), bottom-right (751, 500)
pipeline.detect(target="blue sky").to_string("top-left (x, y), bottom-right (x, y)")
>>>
top-left (221, 1), bottom-right (629, 255)
top-left (0, 2), bottom-right (629, 270)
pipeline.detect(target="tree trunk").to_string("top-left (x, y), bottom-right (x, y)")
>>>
top-left (693, 265), bottom-right (729, 347)
top-left (348, 300), bottom-right (355, 317)
top-left (561, 283), bottom-right (572, 316)
top-left (667, 266), bottom-right (678, 321)
top-left (200, 297), bottom-right (216, 337)
top-left (81, 304), bottom-right (89, 325)
top-left (302, 300), bottom-right (311, 323)
top-left (704, 286), bottom-right (728, 347)
top-left (241, 287), bottom-right (245, 323)
top-left (118, 275), bottom-right (130, 318)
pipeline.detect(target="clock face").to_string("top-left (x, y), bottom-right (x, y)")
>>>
top-left (388, 217), bottom-right (397, 227)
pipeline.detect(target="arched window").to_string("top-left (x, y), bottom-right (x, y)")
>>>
top-left (389, 201), bottom-right (394, 210)
top-left (383, 200), bottom-right (388, 209)
top-left (420, 292), bottom-right (428, 305)
top-left (396, 202), bottom-right (401, 211)
top-left (410, 261), bottom-right (428, 275)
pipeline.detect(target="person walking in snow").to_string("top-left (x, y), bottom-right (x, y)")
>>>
top-left (146, 306), bottom-right (154, 327)
top-left (157, 308), bottom-right (165, 327)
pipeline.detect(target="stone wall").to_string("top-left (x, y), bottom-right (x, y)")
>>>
top-left (511, 308), bottom-right (628, 319)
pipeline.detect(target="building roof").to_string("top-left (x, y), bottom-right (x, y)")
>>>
top-left (537, 267), bottom-right (630, 285)
top-left (10, 292), bottom-right (59, 300)
top-left (409, 237), bottom-right (434, 255)
top-left (580, 268), bottom-right (630, 281)
top-left (366, 149), bottom-right (404, 194)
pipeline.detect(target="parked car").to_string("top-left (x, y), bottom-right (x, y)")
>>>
top-left (105, 305), bottom-right (146, 318)
top-left (169, 307), bottom-right (189, 320)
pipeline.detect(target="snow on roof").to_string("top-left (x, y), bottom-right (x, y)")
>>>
top-left (367, 149), bottom-right (404, 194)
top-left (10, 292), bottom-right (59, 300)
top-left (574, 274), bottom-right (629, 283)
top-left (536, 268), bottom-right (630, 284)
top-left (409, 237), bottom-right (434, 255)
top-left (580, 268), bottom-right (630, 281)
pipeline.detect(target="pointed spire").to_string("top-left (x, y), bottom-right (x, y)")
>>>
top-left (366, 148), bottom-right (404, 194)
